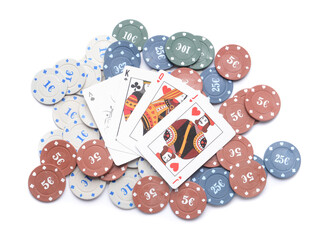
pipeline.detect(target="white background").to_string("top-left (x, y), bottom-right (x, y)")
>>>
top-left (1, 0), bottom-right (327, 239)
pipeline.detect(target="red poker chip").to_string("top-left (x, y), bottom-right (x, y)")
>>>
top-left (28, 164), bottom-right (66, 202)
top-left (100, 163), bottom-right (128, 181)
top-left (203, 154), bottom-right (220, 168)
top-left (214, 44), bottom-right (251, 80)
top-left (171, 67), bottom-right (203, 91)
top-left (77, 139), bottom-right (113, 177)
top-left (40, 140), bottom-right (77, 176)
top-left (132, 176), bottom-right (170, 214)
top-left (245, 85), bottom-right (281, 122)
top-left (229, 160), bottom-right (267, 198)
top-left (233, 88), bottom-right (249, 98)
top-left (219, 97), bottom-right (255, 134)
top-left (216, 135), bottom-right (253, 170)
top-left (169, 181), bottom-right (207, 220)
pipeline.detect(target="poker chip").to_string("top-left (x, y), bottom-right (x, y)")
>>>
top-left (79, 100), bottom-right (97, 129)
top-left (69, 167), bottom-right (106, 200)
top-left (229, 160), bottom-right (267, 198)
top-left (253, 155), bottom-right (268, 176)
top-left (103, 40), bottom-right (141, 78)
top-left (127, 158), bottom-right (139, 169)
top-left (214, 44), bottom-right (251, 81)
top-left (169, 181), bottom-right (207, 220)
top-left (112, 19), bottom-right (148, 51)
top-left (133, 176), bottom-right (170, 214)
top-left (54, 58), bottom-right (86, 95)
top-left (245, 85), bottom-right (281, 122)
top-left (78, 58), bottom-right (102, 95)
top-left (189, 35), bottom-right (215, 70)
top-left (101, 163), bottom-right (128, 181)
top-left (138, 158), bottom-right (160, 178)
top-left (171, 68), bottom-right (203, 91)
top-left (85, 35), bottom-right (117, 69)
top-left (263, 141), bottom-right (301, 179)
top-left (142, 35), bottom-right (173, 70)
top-left (165, 32), bottom-right (201, 67)
top-left (108, 169), bottom-right (141, 209)
top-left (31, 68), bottom-right (67, 105)
top-left (217, 135), bottom-right (254, 170)
top-left (198, 167), bottom-right (234, 206)
top-left (77, 139), bottom-right (113, 177)
top-left (190, 167), bottom-right (208, 184)
top-left (203, 154), bottom-right (220, 168)
top-left (40, 140), bottom-right (77, 176)
top-left (52, 95), bottom-right (84, 129)
top-left (233, 88), bottom-right (249, 98)
top-left (201, 67), bottom-right (233, 104)
top-left (62, 122), bottom-right (100, 150)
top-left (38, 129), bottom-right (63, 155)
top-left (219, 97), bottom-right (255, 134)
top-left (28, 164), bottom-right (66, 202)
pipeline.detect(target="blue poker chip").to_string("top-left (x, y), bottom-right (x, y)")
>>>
top-left (198, 167), bottom-right (234, 206)
top-left (264, 141), bottom-right (301, 179)
top-left (143, 35), bottom-right (173, 70)
top-left (253, 154), bottom-right (268, 176)
top-left (200, 67), bottom-right (233, 104)
top-left (103, 41), bottom-right (141, 78)
top-left (189, 167), bottom-right (209, 184)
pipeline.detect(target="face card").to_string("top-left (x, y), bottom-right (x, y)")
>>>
top-left (83, 74), bottom-right (138, 165)
top-left (117, 71), bottom-right (198, 156)
top-left (107, 66), bottom-right (160, 165)
top-left (136, 93), bottom-right (236, 189)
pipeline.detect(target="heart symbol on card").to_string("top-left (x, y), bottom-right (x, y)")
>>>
top-left (192, 107), bottom-right (201, 116)
top-left (170, 162), bottom-right (179, 172)
top-left (162, 85), bottom-right (172, 95)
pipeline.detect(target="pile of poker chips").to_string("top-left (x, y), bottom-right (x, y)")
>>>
top-left (28, 19), bottom-right (301, 220)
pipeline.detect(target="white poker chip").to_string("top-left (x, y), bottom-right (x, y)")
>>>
top-left (62, 122), bottom-right (100, 150)
top-left (138, 158), bottom-right (160, 178)
top-left (85, 35), bottom-right (117, 69)
top-left (31, 68), bottom-right (67, 105)
top-left (69, 167), bottom-right (106, 200)
top-left (54, 58), bottom-right (86, 95)
top-left (108, 169), bottom-right (140, 209)
top-left (77, 58), bottom-right (102, 96)
top-left (79, 99), bottom-right (97, 129)
top-left (38, 129), bottom-right (63, 155)
top-left (52, 95), bottom-right (84, 129)
top-left (127, 158), bottom-right (139, 168)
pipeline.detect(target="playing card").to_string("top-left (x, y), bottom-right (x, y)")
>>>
top-left (108, 66), bottom-right (160, 165)
top-left (136, 93), bottom-right (235, 189)
top-left (117, 70), bottom-right (198, 155)
top-left (83, 74), bottom-right (138, 165)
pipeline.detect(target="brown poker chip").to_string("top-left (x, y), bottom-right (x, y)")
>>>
top-left (244, 85), bottom-right (281, 122)
top-left (100, 163), bottom-right (128, 181)
top-left (216, 135), bottom-right (254, 170)
top-left (214, 44), bottom-right (251, 80)
top-left (169, 181), bottom-right (207, 220)
top-left (132, 176), bottom-right (170, 214)
top-left (77, 139), bottom-right (113, 177)
top-left (171, 67), bottom-right (203, 91)
top-left (203, 154), bottom-right (220, 168)
top-left (40, 140), bottom-right (77, 176)
top-left (28, 164), bottom-right (66, 202)
top-left (219, 97), bottom-right (255, 134)
top-left (229, 160), bottom-right (267, 198)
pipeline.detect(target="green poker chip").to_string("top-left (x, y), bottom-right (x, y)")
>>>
top-left (189, 35), bottom-right (215, 70)
top-left (112, 19), bottom-right (148, 51)
top-left (165, 32), bottom-right (201, 67)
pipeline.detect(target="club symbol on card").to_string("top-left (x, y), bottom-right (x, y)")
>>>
top-left (170, 162), bottom-right (179, 172)
top-left (131, 82), bottom-right (141, 91)
top-left (192, 107), bottom-right (201, 116)
top-left (89, 92), bottom-right (95, 101)
top-left (162, 85), bottom-right (172, 95)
